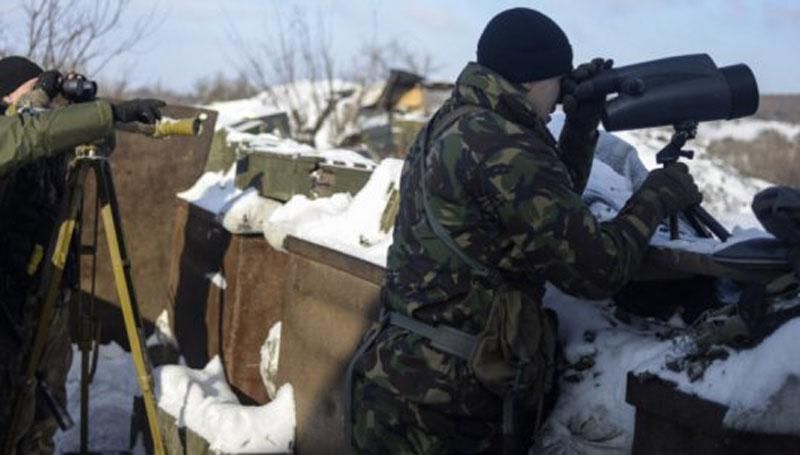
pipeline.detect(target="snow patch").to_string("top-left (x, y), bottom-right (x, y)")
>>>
top-left (205, 272), bottom-right (227, 290)
top-left (697, 118), bottom-right (800, 143)
top-left (177, 163), bottom-right (241, 215)
top-left (264, 158), bottom-right (404, 265)
top-left (54, 343), bottom-right (142, 453)
top-left (260, 322), bottom-right (282, 400)
top-left (221, 189), bottom-right (283, 234)
top-left (157, 356), bottom-right (295, 453)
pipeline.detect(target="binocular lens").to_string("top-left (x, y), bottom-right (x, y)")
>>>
top-left (721, 64), bottom-right (759, 120)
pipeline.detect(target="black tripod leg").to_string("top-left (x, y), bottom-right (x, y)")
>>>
top-left (689, 205), bottom-right (731, 241)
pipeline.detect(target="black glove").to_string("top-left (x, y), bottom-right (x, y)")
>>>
top-left (111, 99), bottom-right (165, 124)
top-left (35, 70), bottom-right (63, 99)
top-left (561, 58), bottom-right (614, 132)
top-left (639, 163), bottom-right (703, 216)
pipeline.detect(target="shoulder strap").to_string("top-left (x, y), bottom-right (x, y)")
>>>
top-left (419, 105), bottom-right (502, 286)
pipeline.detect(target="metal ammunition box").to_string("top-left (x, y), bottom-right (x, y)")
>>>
top-left (235, 151), bottom-right (374, 202)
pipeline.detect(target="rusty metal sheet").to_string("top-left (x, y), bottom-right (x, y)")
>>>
top-left (220, 229), bottom-right (288, 404)
top-left (166, 200), bottom-right (287, 404)
top-left (80, 105), bottom-right (217, 326)
top-left (277, 236), bottom-right (383, 454)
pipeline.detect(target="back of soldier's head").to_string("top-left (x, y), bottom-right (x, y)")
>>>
top-left (477, 8), bottom-right (573, 84)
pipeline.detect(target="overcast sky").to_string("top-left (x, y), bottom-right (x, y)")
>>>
top-left (2, 0), bottom-right (799, 94)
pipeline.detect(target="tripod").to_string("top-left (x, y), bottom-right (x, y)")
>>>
top-left (655, 121), bottom-right (731, 242)
top-left (2, 114), bottom-right (204, 455)
top-left (3, 146), bottom-right (165, 455)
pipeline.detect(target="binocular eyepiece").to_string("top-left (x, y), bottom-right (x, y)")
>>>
top-left (61, 77), bottom-right (98, 103)
top-left (566, 54), bottom-right (759, 131)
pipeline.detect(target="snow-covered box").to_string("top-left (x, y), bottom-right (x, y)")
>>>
top-left (229, 130), bottom-right (375, 202)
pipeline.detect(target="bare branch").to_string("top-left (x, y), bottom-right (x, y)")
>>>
top-left (5, 0), bottom-right (160, 77)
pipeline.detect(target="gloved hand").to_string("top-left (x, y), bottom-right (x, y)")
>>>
top-left (35, 70), bottom-right (63, 99)
top-left (561, 58), bottom-right (614, 132)
top-left (639, 163), bottom-right (703, 216)
top-left (111, 99), bottom-right (165, 124)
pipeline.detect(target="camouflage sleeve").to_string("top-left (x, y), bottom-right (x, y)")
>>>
top-left (480, 146), bottom-right (666, 300)
top-left (0, 101), bottom-right (114, 176)
top-left (557, 121), bottom-right (598, 195)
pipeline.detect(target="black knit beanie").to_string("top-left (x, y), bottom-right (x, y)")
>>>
top-left (0, 56), bottom-right (43, 98)
top-left (477, 8), bottom-right (573, 83)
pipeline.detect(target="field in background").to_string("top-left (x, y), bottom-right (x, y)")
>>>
top-left (707, 94), bottom-right (800, 187)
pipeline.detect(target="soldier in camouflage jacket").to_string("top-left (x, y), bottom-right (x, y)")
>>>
top-left (350, 8), bottom-right (702, 454)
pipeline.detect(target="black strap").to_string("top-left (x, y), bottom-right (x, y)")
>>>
top-left (344, 311), bottom-right (389, 455)
top-left (418, 105), bottom-right (502, 286)
top-left (387, 311), bottom-right (477, 360)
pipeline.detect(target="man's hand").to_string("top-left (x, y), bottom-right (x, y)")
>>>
top-left (561, 58), bottom-right (614, 132)
top-left (639, 163), bottom-right (703, 216)
top-left (111, 99), bottom-right (166, 124)
top-left (35, 70), bottom-right (63, 99)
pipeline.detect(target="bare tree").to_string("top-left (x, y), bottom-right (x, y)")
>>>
top-left (351, 38), bottom-right (437, 85)
top-left (227, 5), bottom-right (343, 144)
top-left (192, 72), bottom-right (258, 105)
top-left (0, 0), bottom-right (157, 75)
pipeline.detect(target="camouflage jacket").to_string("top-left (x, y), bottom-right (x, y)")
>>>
top-left (384, 63), bottom-right (668, 335)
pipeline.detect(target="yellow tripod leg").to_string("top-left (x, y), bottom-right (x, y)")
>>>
top-left (95, 161), bottom-right (165, 455)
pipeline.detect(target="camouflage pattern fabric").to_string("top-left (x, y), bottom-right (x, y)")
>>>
top-left (351, 62), bottom-right (672, 453)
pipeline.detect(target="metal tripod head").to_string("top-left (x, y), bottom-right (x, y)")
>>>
top-left (653, 120), bottom-right (731, 242)
top-left (656, 121), bottom-right (698, 166)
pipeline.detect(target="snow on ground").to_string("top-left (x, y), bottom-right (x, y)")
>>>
top-left (54, 339), bottom-right (295, 454)
top-left (697, 118), bottom-right (800, 143)
top-left (54, 343), bottom-right (143, 454)
top-left (537, 284), bottom-right (800, 453)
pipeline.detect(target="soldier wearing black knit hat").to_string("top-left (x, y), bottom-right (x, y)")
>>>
top-left (349, 7), bottom-right (702, 455)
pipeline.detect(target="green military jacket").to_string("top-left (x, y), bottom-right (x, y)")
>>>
top-left (0, 100), bottom-right (114, 177)
top-left (384, 63), bottom-right (668, 335)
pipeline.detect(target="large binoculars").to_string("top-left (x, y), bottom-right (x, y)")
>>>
top-left (569, 54), bottom-right (759, 131)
